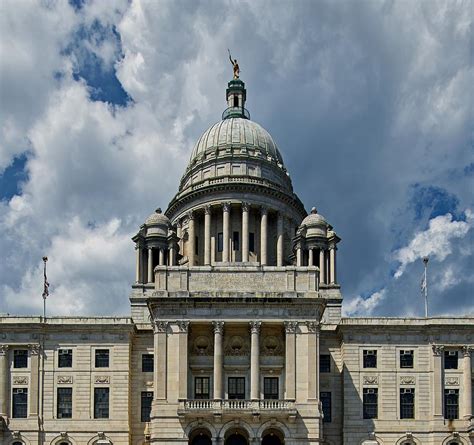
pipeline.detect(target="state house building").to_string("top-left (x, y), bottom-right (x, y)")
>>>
top-left (0, 75), bottom-right (473, 445)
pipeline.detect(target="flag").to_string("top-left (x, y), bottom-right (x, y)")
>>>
top-left (42, 256), bottom-right (49, 299)
top-left (420, 273), bottom-right (426, 293)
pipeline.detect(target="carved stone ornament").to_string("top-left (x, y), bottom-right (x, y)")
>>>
top-left (249, 321), bottom-right (262, 335)
top-left (177, 320), bottom-right (190, 333)
top-left (98, 432), bottom-right (106, 440)
top-left (28, 344), bottom-right (41, 355)
top-left (13, 376), bottom-right (28, 385)
top-left (462, 345), bottom-right (473, 357)
top-left (0, 344), bottom-right (8, 355)
top-left (224, 335), bottom-right (249, 356)
top-left (187, 210), bottom-right (195, 221)
top-left (432, 345), bottom-right (444, 356)
top-left (445, 377), bottom-right (459, 386)
top-left (191, 335), bottom-right (213, 356)
top-left (284, 321), bottom-right (298, 334)
top-left (306, 321), bottom-right (319, 333)
top-left (222, 202), bottom-right (231, 213)
top-left (204, 205), bottom-right (211, 215)
top-left (242, 202), bottom-right (250, 212)
top-left (400, 376), bottom-right (415, 385)
top-left (260, 335), bottom-right (284, 356)
top-left (95, 376), bottom-right (110, 384)
top-left (153, 321), bottom-right (169, 334)
top-left (212, 321), bottom-right (224, 335)
top-left (57, 375), bottom-right (73, 384)
top-left (363, 375), bottom-right (378, 385)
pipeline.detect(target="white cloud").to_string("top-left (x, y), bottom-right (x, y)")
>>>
top-left (393, 212), bottom-right (472, 278)
top-left (343, 290), bottom-right (386, 317)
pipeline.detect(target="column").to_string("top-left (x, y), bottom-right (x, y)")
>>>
top-left (306, 322), bottom-right (319, 400)
top-left (159, 248), bottom-right (164, 266)
top-left (296, 246), bottom-right (303, 267)
top-left (250, 321), bottom-right (262, 400)
top-left (0, 345), bottom-right (8, 417)
top-left (432, 345), bottom-right (444, 418)
top-left (319, 249), bottom-right (326, 284)
top-left (154, 321), bottom-right (168, 400)
top-left (242, 202), bottom-right (249, 262)
top-left (462, 346), bottom-right (472, 419)
top-left (213, 322), bottom-right (224, 399)
top-left (135, 246), bottom-right (141, 283)
top-left (284, 322), bottom-right (297, 400)
top-left (308, 248), bottom-right (314, 266)
top-left (177, 220), bottom-right (183, 253)
top-left (188, 212), bottom-right (195, 266)
top-left (277, 213), bottom-right (284, 266)
top-left (204, 205), bottom-right (211, 265)
top-left (178, 321), bottom-right (189, 399)
top-left (222, 203), bottom-right (230, 262)
top-left (147, 248), bottom-right (154, 283)
top-left (169, 246), bottom-right (175, 266)
top-left (260, 207), bottom-right (268, 265)
top-left (329, 246), bottom-right (336, 283)
top-left (28, 344), bottom-right (40, 416)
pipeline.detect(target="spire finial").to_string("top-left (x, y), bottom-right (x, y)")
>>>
top-left (228, 49), bottom-right (240, 79)
top-left (156, 208), bottom-right (162, 214)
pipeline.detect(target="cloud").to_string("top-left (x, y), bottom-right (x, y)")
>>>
top-left (393, 211), bottom-right (472, 278)
top-left (343, 290), bottom-right (386, 317)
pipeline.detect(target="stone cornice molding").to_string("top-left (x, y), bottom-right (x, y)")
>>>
top-left (177, 320), bottom-right (190, 333)
top-left (432, 345), bottom-right (445, 356)
top-left (249, 320), bottom-right (262, 335)
top-left (212, 321), bottom-right (224, 335)
top-left (153, 321), bottom-right (169, 334)
top-left (284, 321), bottom-right (298, 334)
top-left (0, 344), bottom-right (9, 355)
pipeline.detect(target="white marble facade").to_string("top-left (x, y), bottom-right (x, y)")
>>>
top-left (0, 78), bottom-right (473, 445)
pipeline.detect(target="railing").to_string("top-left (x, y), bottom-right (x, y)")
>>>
top-left (222, 106), bottom-right (250, 120)
top-left (180, 399), bottom-right (296, 415)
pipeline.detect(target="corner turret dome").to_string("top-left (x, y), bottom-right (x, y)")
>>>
top-left (300, 207), bottom-right (328, 237)
top-left (145, 208), bottom-right (170, 237)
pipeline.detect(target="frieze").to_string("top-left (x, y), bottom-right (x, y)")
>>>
top-left (399, 376), bottom-right (415, 385)
top-left (13, 376), bottom-right (28, 385)
top-left (363, 375), bottom-right (378, 385)
top-left (95, 376), bottom-right (110, 384)
top-left (445, 377), bottom-right (459, 386)
top-left (57, 375), bottom-right (73, 384)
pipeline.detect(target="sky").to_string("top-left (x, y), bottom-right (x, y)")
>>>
top-left (0, 0), bottom-right (472, 318)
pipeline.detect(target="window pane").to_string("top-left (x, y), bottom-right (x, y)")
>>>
top-left (444, 351), bottom-right (458, 369)
top-left (12, 388), bottom-right (28, 418)
top-left (141, 391), bottom-right (153, 422)
top-left (400, 388), bottom-right (414, 419)
top-left (320, 354), bottom-right (331, 373)
top-left (13, 350), bottom-right (28, 368)
top-left (233, 231), bottom-right (240, 251)
top-left (142, 354), bottom-right (154, 372)
top-left (95, 349), bottom-right (109, 368)
top-left (263, 377), bottom-right (279, 399)
top-left (363, 350), bottom-right (377, 368)
top-left (444, 389), bottom-right (459, 419)
top-left (94, 387), bottom-right (109, 419)
top-left (249, 233), bottom-right (255, 252)
top-left (58, 349), bottom-right (73, 368)
top-left (228, 377), bottom-right (245, 399)
top-left (217, 233), bottom-right (223, 252)
top-left (320, 391), bottom-right (332, 422)
top-left (363, 388), bottom-right (378, 419)
top-left (195, 377), bottom-right (210, 399)
top-left (400, 350), bottom-right (414, 368)
top-left (57, 387), bottom-right (72, 419)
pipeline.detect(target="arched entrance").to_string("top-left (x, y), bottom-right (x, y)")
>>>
top-left (262, 429), bottom-right (284, 445)
top-left (189, 428), bottom-right (212, 445)
top-left (225, 432), bottom-right (248, 445)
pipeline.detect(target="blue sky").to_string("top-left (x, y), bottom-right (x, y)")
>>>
top-left (0, 0), bottom-right (472, 317)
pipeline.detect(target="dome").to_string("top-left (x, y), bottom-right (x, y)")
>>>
top-left (188, 118), bottom-right (284, 168)
top-left (301, 207), bottom-right (328, 237)
top-left (145, 208), bottom-right (170, 237)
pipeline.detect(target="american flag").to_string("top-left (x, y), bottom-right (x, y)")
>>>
top-left (42, 256), bottom-right (49, 299)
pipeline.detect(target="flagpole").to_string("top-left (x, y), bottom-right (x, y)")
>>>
top-left (423, 256), bottom-right (429, 318)
top-left (42, 256), bottom-right (48, 319)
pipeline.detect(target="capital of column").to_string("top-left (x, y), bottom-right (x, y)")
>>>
top-left (284, 321), bottom-right (298, 334)
top-left (306, 321), bottom-right (319, 333)
top-left (432, 345), bottom-right (445, 356)
top-left (176, 219), bottom-right (182, 229)
top-left (249, 320), bottom-right (262, 335)
top-left (177, 320), bottom-right (190, 333)
top-left (28, 344), bottom-right (41, 355)
top-left (212, 321), bottom-right (225, 335)
top-left (153, 321), bottom-right (169, 334)
top-left (462, 346), bottom-right (473, 357)
top-left (204, 205), bottom-right (212, 215)
top-left (242, 202), bottom-right (250, 212)
top-left (187, 210), bottom-right (195, 221)
top-left (260, 206), bottom-right (268, 216)
top-left (0, 345), bottom-right (9, 356)
top-left (222, 202), bottom-right (231, 213)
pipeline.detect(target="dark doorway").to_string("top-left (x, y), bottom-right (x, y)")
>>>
top-left (262, 433), bottom-right (283, 445)
top-left (191, 434), bottom-right (212, 445)
top-left (225, 433), bottom-right (247, 445)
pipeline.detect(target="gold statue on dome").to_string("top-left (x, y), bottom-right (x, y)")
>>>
top-left (228, 49), bottom-right (240, 79)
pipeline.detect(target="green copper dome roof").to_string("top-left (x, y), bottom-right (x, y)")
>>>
top-left (188, 117), bottom-right (284, 167)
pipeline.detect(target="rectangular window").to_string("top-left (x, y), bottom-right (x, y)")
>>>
top-left (444, 389), bottom-right (459, 419)
top-left (363, 388), bottom-right (378, 419)
top-left (58, 349), bottom-right (73, 368)
top-left (444, 350), bottom-right (458, 369)
top-left (228, 377), bottom-right (245, 399)
top-left (57, 387), bottom-right (72, 419)
top-left (363, 350), bottom-right (377, 368)
top-left (141, 391), bottom-right (153, 422)
top-left (263, 377), bottom-right (279, 400)
top-left (195, 377), bottom-right (210, 399)
top-left (233, 231), bottom-right (240, 251)
top-left (195, 235), bottom-right (199, 255)
top-left (320, 354), bottom-right (331, 373)
top-left (400, 388), bottom-right (415, 419)
top-left (94, 387), bottom-right (109, 419)
top-left (320, 391), bottom-right (332, 423)
top-left (13, 350), bottom-right (28, 368)
top-left (142, 354), bottom-right (154, 373)
top-left (12, 388), bottom-right (28, 418)
top-left (400, 350), bottom-right (414, 368)
top-left (249, 232), bottom-right (255, 252)
top-left (217, 232), bottom-right (223, 252)
top-left (95, 349), bottom-right (109, 368)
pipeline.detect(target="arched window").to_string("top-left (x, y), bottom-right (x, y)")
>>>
top-left (12, 442), bottom-right (24, 445)
top-left (233, 96), bottom-right (239, 107)
top-left (189, 429), bottom-right (212, 445)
